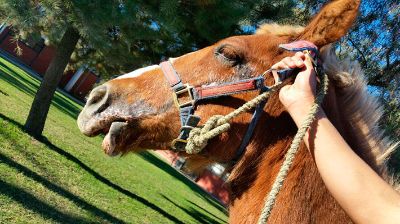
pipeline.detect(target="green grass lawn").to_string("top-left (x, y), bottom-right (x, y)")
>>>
top-left (0, 56), bottom-right (228, 224)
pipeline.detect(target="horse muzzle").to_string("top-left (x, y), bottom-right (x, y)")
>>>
top-left (77, 84), bottom-right (141, 156)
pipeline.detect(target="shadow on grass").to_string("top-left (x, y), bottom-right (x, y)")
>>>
top-left (0, 89), bottom-right (9, 96)
top-left (0, 60), bottom-right (37, 95)
top-left (161, 194), bottom-right (226, 224)
top-left (138, 152), bottom-right (227, 213)
top-left (0, 113), bottom-right (184, 224)
top-left (0, 153), bottom-right (125, 224)
top-left (186, 199), bottom-right (227, 223)
top-left (0, 179), bottom-right (90, 223)
top-left (0, 60), bottom-right (81, 119)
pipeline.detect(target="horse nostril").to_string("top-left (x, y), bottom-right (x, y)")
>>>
top-left (86, 85), bottom-right (110, 115)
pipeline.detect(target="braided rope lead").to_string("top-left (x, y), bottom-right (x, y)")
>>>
top-left (185, 84), bottom-right (282, 154)
top-left (257, 70), bottom-right (329, 224)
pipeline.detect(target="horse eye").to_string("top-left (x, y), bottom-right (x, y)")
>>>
top-left (214, 44), bottom-right (243, 66)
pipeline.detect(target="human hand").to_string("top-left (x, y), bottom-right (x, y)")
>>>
top-left (273, 52), bottom-right (319, 125)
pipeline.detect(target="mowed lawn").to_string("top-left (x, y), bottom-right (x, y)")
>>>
top-left (0, 56), bottom-right (228, 224)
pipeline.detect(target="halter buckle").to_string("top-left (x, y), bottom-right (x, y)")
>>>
top-left (173, 84), bottom-right (195, 108)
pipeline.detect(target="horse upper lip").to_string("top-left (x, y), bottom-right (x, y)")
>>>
top-left (77, 111), bottom-right (131, 137)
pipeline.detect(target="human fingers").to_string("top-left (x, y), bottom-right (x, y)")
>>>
top-left (281, 53), bottom-right (306, 68)
top-left (302, 54), bottom-right (314, 77)
top-left (294, 53), bottom-right (317, 93)
top-left (271, 60), bottom-right (290, 70)
top-left (271, 56), bottom-right (304, 70)
top-left (295, 53), bottom-right (314, 79)
top-left (292, 52), bottom-right (306, 67)
top-left (282, 57), bottom-right (298, 68)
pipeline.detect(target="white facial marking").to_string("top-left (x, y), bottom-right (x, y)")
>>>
top-left (115, 51), bottom-right (192, 80)
top-left (169, 51), bottom-right (196, 64)
top-left (169, 57), bottom-right (177, 63)
top-left (116, 65), bottom-right (159, 79)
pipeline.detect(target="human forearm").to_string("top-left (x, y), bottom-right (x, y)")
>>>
top-left (276, 52), bottom-right (400, 224)
top-left (296, 109), bottom-right (400, 224)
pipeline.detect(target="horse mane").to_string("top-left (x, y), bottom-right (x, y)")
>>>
top-left (319, 46), bottom-right (399, 188)
top-left (185, 23), bottom-right (398, 189)
top-left (320, 47), bottom-right (397, 165)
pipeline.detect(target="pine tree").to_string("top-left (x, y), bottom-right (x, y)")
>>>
top-left (74, 0), bottom-right (298, 77)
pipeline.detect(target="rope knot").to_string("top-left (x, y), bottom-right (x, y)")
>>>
top-left (183, 86), bottom-right (279, 155)
top-left (185, 115), bottom-right (231, 154)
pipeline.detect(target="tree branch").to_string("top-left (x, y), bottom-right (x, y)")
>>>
top-left (347, 35), bottom-right (369, 68)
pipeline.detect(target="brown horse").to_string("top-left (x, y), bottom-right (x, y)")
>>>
top-left (77, 0), bottom-right (397, 222)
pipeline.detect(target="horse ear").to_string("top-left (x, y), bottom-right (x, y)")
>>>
top-left (299, 0), bottom-right (361, 47)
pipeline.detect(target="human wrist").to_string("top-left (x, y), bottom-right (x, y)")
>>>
top-left (279, 90), bottom-right (316, 125)
top-left (286, 102), bottom-right (326, 127)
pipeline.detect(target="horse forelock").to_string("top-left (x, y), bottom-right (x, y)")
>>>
top-left (256, 23), bottom-right (304, 36)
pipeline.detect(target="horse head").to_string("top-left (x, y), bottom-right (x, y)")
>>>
top-left (78, 0), bottom-right (360, 160)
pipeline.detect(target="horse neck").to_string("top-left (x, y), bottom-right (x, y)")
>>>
top-left (227, 92), bottom-right (354, 223)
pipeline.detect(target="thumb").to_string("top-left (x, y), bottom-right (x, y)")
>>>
top-left (294, 53), bottom-right (317, 94)
top-left (299, 53), bottom-right (314, 79)
top-left (304, 53), bottom-right (314, 68)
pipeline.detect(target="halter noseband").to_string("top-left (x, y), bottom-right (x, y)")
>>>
top-left (160, 40), bottom-right (319, 162)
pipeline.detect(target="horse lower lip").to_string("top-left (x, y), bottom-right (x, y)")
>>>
top-left (102, 127), bottom-right (110, 134)
top-left (102, 122), bottom-right (128, 156)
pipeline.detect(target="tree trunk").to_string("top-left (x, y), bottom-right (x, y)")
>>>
top-left (24, 27), bottom-right (80, 137)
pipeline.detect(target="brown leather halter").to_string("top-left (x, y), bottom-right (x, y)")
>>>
top-left (160, 40), bottom-right (319, 161)
top-left (160, 60), bottom-right (267, 157)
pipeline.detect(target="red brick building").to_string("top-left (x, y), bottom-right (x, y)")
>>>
top-left (156, 150), bottom-right (230, 205)
top-left (0, 25), bottom-right (98, 101)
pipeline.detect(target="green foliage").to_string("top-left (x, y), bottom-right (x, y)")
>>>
top-left (343, 1), bottom-right (399, 145)
top-left (73, 0), bottom-right (298, 76)
top-left (0, 0), bottom-right (296, 77)
top-left (247, 0), bottom-right (297, 25)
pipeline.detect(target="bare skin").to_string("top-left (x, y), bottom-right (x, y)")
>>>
top-left (274, 52), bottom-right (400, 224)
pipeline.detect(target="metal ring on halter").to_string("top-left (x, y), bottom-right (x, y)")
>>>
top-left (262, 50), bottom-right (316, 86)
top-left (262, 69), bottom-right (286, 85)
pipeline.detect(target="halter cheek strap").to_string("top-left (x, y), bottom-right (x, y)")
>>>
top-left (160, 61), bottom-right (197, 127)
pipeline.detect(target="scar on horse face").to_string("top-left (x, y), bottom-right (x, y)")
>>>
top-left (78, 0), bottom-right (397, 223)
